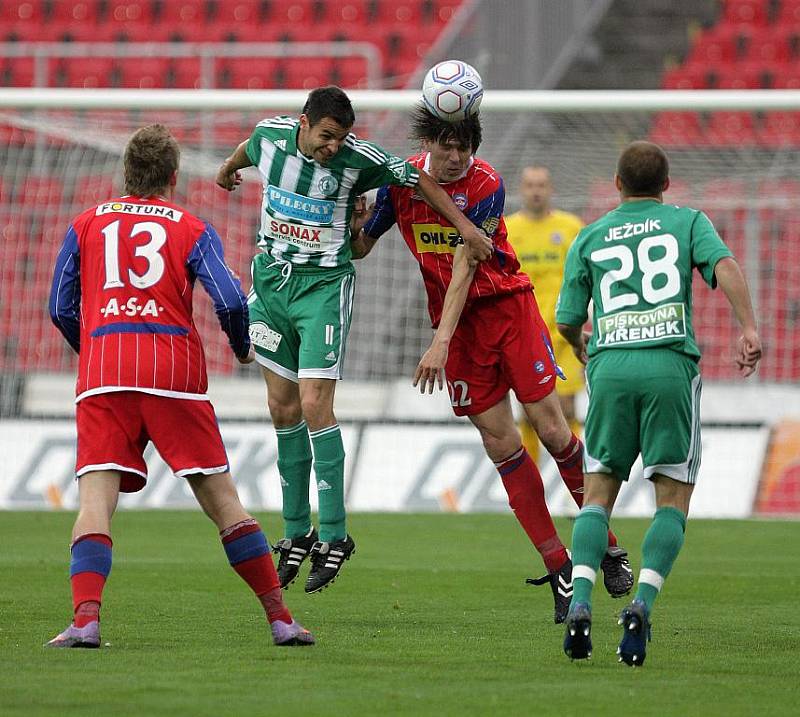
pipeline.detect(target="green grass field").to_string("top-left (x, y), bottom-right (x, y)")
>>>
top-left (1, 511), bottom-right (798, 717)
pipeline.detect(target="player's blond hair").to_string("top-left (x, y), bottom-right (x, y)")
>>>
top-left (123, 124), bottom-right (180, 197)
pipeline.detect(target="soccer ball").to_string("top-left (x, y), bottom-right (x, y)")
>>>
top-left (421, 60), bottom-right (484, 123)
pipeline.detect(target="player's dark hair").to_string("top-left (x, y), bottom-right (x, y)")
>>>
top-left (616, 141), bottom-right (669, 197)
top-left (409, 104), bottom-right (482, 152)
top-left (123, 124), bottom-right (180, 196)
top-left (302, 86), bottom-right (355, 128)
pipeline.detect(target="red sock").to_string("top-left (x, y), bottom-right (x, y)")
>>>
top-left (221, 520), bottom-right (291, 624)
top-left (551, 435), bottom-right (618, 548)
top-left (70, 533), bottom-right (112, 627)
top-left (259, 587), bottom-right (292, 625)
top-left (495, 447), bottom-right (567, 573)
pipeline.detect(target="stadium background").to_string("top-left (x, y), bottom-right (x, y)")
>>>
top-left (0, 0), bottom-right (798, 519)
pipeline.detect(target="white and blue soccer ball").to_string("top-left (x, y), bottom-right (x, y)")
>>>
top-left (422, 60), bottom-right (484, 123)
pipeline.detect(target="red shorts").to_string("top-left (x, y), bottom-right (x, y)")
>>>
top-left (445, 290), bottom-right (557, 416)
top-left (76, 391), bottom-right (229, 493)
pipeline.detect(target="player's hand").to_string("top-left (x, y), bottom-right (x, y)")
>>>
top-left (735, 327), bottom-right (762, 377)
top-left (413, 340), bottom-right (449, 394)
top-left (574, 331), bottom-right (590, 365)
top-left (349, 195), bottom-right (374, 237)
top-left (216, 166), bottom-right (242, 192)
top-left (461, 225), bottom-right (493, 262)
top-left (237, 347), bottom-right (256, 365)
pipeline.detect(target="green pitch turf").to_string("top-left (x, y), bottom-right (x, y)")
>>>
top-left (1, 512), bottom-right (798, 717)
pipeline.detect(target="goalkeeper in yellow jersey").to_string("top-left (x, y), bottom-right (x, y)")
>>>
top-left (506, 166), bottom-right (585, 462)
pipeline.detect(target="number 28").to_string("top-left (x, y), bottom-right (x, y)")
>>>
top-left (590, 233), bottom-right (681, 312)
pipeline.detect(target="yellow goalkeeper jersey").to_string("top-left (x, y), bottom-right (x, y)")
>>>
top-left (505, 209), bottom-right (583, 330)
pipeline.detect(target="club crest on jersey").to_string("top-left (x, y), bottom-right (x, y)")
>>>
top-left (317, 174), bottom-right (339, 196)
top-left (550, 232), bottom-right (563, 245)
top-left (96, 202), bottom-right (183, 222)
top-left (452, 193), bottom-right (468, 210)
top-left (534, 360), bottom-right (545, 373)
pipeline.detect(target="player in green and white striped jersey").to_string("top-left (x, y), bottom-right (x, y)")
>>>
top-left (556, 141), bottom-right (762, 666)
top-left (216, 87), bottom-right (493, 594)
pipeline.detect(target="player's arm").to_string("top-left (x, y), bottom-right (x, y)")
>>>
top-left (713, 257), bottom-right (762, 377)
top-left (555, 235), bottom-right (591, 365)
top-left (351, 185), bottom-right (394, 260)
top-left (216, 141), bottom-right (252, 192)
top-left (415, 170), bottom-right (493, 262)
top-left (188, 223), bottom-right (253, 363)
top-left (48, 225), bottom-right (81, 354)
top-left (414, 245), bottom-right (476, 394)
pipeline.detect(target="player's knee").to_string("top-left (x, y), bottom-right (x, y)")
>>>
top-left (479, 429), bottom-right (520, 463)
top-left (267, 396), bottom-right (302, 427)
top-left (536, 420), bottom-right (569, 454)
top-left (299, 395), bottom-right (334, 429)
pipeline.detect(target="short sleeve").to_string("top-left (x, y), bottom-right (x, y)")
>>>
top-left (350, 140), bottom-right (419, 192)
top-left (555, 233), bottom-right (592, 326)
top-left (691, 211), bottom-right (734, 288)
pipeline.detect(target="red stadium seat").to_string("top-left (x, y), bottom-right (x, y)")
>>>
top-left (283, 57), bottom-right (335, 88)
top-left (711, 62), bottom-right (766, 89)
top-left (167, 59), bottom-right (203, 89)
top-left (722, 0), bottom-right (769, 26)
top-left (703, 112), bottom-right (758, 147)
top-left (661, 65), bottom-right (710, 89)
top-left (47, 1), bottom-right (100, 22)
top-left (217, 57), bottom-right (284, 89)
top-left (72, 176), bottom-right (116, 207)
top-left (685, 26), bottom-right (739, 65)
top-left (57, 58), bottom-right (116, 88)
top-left (331, 56), bottom-right (370, 88)
top-left (776, 0), bottom-right (800, 26)
top-left (0, 1), bottom-right (45, 22)
top-left (743, 26), bottom-right (792, 64)
top-left (156, 0), bottom-right (207, 23)
top-left (105, 1), bottom-right (154, 24)
top-left (649, 112), bottom-right (704, 148)
top-left (757, 111), bottom-right (800, 147)
top-left (0, 57), bottom-right (36, 86)
top-left (114, 57), bottom-right (169, 88)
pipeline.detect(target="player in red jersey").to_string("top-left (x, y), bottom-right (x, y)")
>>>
top-left (46, 125), bottom-right (314, 648)
top-left (351, 108), bottom-right (633, 623)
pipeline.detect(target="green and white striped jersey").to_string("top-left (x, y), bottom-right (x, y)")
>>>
top-left (245, 116), bottom-right (419, 268)
top-left (556, 199), bottom-right (733, 360)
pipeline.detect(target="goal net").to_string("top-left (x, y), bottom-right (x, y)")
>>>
top-left (1, 89), bottom-right (798, 419)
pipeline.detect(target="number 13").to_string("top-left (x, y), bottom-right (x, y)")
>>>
top-left (102, 219), bottom-right (167, 290)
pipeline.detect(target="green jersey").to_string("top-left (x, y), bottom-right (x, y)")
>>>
top-left (556, 199), bottom-right (733, 360)
top-left (245, 116), bottom-right (419, 268)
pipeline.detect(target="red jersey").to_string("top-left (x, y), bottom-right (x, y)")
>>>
top-left (49, 196), bottom-right (250, 402)
top-left (363, 154), bottom-right (531, 326)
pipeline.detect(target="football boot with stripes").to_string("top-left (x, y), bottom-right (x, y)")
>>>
top-left (526, 556), bottom-right (573, 624)
top-left (305, 534), bottom-right (356, 593)
top-left (563, 601), bottom-right (593, 660)
top-left (601, 546), bottom-right (634, 598)
top-left (273, 528), bottom-right (318, 589)
top-left (617, 599), bottom-right (651, 667)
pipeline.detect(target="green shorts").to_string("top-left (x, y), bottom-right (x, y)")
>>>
top-left (247, 253), bottom-right (355, 382)
top-left (584, 348), bottom-right (702, 484)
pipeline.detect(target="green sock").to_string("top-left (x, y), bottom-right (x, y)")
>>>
top-left (636, 506), bottom-right (687, 613)
top-left (275, 420), bottom-right (312, 539)
top-left (310, 424), bottom-right (346, 543)
top-left (570, 504), bottom-right (609, 611)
